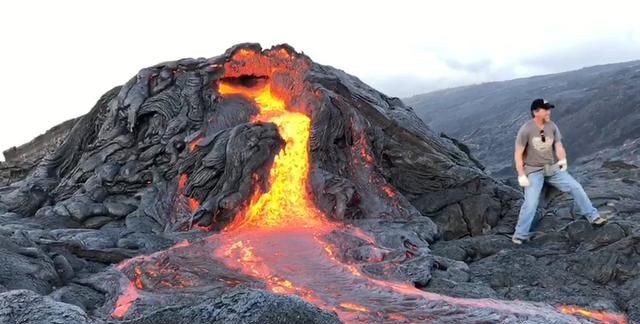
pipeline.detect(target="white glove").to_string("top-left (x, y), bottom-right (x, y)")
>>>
top-left (518, 175), bottom-right (530, 187)
top-left (558, 159), bottom-right (567, 171)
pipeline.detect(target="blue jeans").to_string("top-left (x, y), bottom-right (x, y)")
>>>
top-left (514, 169), bottom-right (599, 239)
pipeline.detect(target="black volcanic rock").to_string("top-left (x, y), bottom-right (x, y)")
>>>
top-left (0, 289), bottom-right (102, 324)
top-left (0, 44), bottom-right (633, 323)
top-left (1, 117), bottom-right (78, 187)
top-left (107, 289), bottom-right (342, 324)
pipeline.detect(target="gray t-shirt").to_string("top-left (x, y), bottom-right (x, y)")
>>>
top-left (515, 119), bottom-right (563, 175)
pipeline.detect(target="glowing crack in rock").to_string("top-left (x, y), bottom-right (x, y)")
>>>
top-left (111, 281), bottom-right (140, 319)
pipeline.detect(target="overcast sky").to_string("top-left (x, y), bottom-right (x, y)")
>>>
top-left (1, 0), bottom-right (639, 160)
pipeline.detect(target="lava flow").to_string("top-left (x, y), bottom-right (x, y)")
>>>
top-left (558, 306), bottom-right (629, 324)
top-left (110, 47), bottom-right (628, 323)
top-left (217, 80), bottom-right (328, 232)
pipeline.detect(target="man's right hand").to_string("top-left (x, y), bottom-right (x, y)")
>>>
top-left (518, 174), bottom-right (530, 187)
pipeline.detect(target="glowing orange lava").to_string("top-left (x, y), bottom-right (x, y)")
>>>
top-left (340, 303), bottom-right (369, 312)
top-left (558, 305), bottom-right (628, 324)
top-left (111, 282), bottom-right (139, 318)
top-left (178, 174), bottom-right (187, 192)
top-left (218, 78), bottom-right (327, 231)
top-left (382, 185), bottom-right (397, 198)
top-left (133, 267), bottom-right (144, 289)
top-left (188, 197), bottom-right (200, 212)
top-left (188, 137), bottom-right (203, 152)
top-left (177, 173), bottom-right (201, 216)
top-left (111, 240), bottom-right (192, 318)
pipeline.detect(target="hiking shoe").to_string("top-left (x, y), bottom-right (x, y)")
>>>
top-left (512, 236), bottom-right (524, 245)
top-left (591, 216), bottom-right (608, 226)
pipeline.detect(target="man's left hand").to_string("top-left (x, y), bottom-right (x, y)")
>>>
top-left (558, 159), bottom-right (567, 171)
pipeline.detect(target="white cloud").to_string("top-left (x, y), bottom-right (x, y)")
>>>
top-left (1, 0), bottom-right (639, 159)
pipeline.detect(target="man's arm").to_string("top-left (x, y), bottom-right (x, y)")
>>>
top-left (553, 122), bottom-right (566, 161)
top-left (514, 126), bottom-right (528, 176)
top-left (555, 142), bottom-right (567, 161)
top-left (514, 143), bottom-right (526, 176)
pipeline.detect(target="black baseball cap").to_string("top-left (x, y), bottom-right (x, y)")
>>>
top-left (530, 98), bottom-right (555, 111)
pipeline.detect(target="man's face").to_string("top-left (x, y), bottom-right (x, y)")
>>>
top-left (533, 108), bottom-right (551, 121)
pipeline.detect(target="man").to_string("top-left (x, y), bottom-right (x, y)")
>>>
top-left (512, 98), bottom-right (607, 244)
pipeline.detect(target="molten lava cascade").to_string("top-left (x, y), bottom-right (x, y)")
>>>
top-left (217, 79), bottom-right (327, 231)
